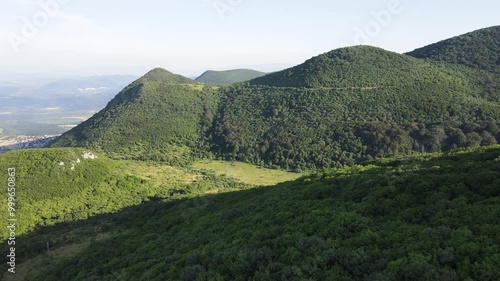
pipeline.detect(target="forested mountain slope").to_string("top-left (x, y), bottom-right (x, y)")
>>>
top-left (51, 69), bottom-right (219, 165)
top-left (213, 46), bottom-right (500, 170)
top-left (0, 147), bottom-right (260, 243)
top-left (9, 145), bottom-right (500, 281)
top-left (407, 25), bottom-right (500, 73)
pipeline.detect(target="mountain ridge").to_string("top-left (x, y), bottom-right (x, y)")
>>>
top-left (249, 46), bottom-right (418, 88)
top-left (407, 25), bottom-right (500, 73)
top-left (213, 44), bottom-right (500, 169)
top-left (139, 67), bottom-right (197, 84)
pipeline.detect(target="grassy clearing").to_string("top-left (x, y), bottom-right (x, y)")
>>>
top-left (192, 160), bottom-right (303, 186)
top-left (119, 160), bottom-right (199, 187)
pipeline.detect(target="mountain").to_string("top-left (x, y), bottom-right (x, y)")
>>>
top-left (50, 68), bottom-right (218, 165)
top-left (213, 46), bottom-right (500, 170)
top-left (51, 46), bottom-right (500, 170)
top-left (249, 45), bottom-right (498, 89)
top-left (5, 145), bottom-right (500, 280)
top-left (407, 26), bottom-right (500, 73)
top-left (195, 69), bottom-right (266, 85)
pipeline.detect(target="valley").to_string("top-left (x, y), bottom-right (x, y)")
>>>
top-left (0, 135), bottom-right (60, 154)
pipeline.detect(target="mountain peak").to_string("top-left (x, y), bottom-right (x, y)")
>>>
top-left (249, 45), bottom-right (417, 88)
top-left (139, 68), bottom-right (197, 84)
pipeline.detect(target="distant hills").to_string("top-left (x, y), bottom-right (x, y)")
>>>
top-left (52, 26), bottom-right (500, 170)
top-left (0, 74), bottom-right (137, 129)
top-left (195, 69), bottom-right (266, 85)
top-left (407, 25), bottom-right (500, 73)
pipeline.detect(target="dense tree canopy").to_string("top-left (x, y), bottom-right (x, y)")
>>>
top-left (212, 46), bottom-right (500, 170)
top-left (8, 146), bottom-right (499, 281)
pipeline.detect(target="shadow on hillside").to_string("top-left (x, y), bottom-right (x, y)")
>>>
top-left (1, 146), bottom-right (499, 279)
top-left (0, 182), bottom-right (289, 274)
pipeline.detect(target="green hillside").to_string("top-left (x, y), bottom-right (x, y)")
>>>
top-left (50, 69), bottom-right (219, 165)
top-left (6, 145), bottom-right (499, 280)
top-left (51, 34), bottom-right (500, 171)
top-left (0, 146), bottom-right (301, 240)
top-left (249, 45), bottom-right (499, 90)
top-left (0, 148), bottom-right (216, 239)
top-left (213, 46), bottom-right (500, 170)
top-left (196, 69), bottom-right (266, 85)
top-left (0, 147), bottom-right (299, 280)
top-left (407, 26), bottom-right (500, 73)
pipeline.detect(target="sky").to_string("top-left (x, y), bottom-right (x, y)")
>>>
top-left (0, 0), bottom-right (499, 78)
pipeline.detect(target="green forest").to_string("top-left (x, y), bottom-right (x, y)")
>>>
top-left (0, 148), bottom-right (251, 240)
top-left (3, 146), bottom-right (499, 280)
top-left (211, 45), bottom-right (500, 170)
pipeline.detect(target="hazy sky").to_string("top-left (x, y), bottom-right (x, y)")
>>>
top-left (1, 0), bottom-right (499, 77)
